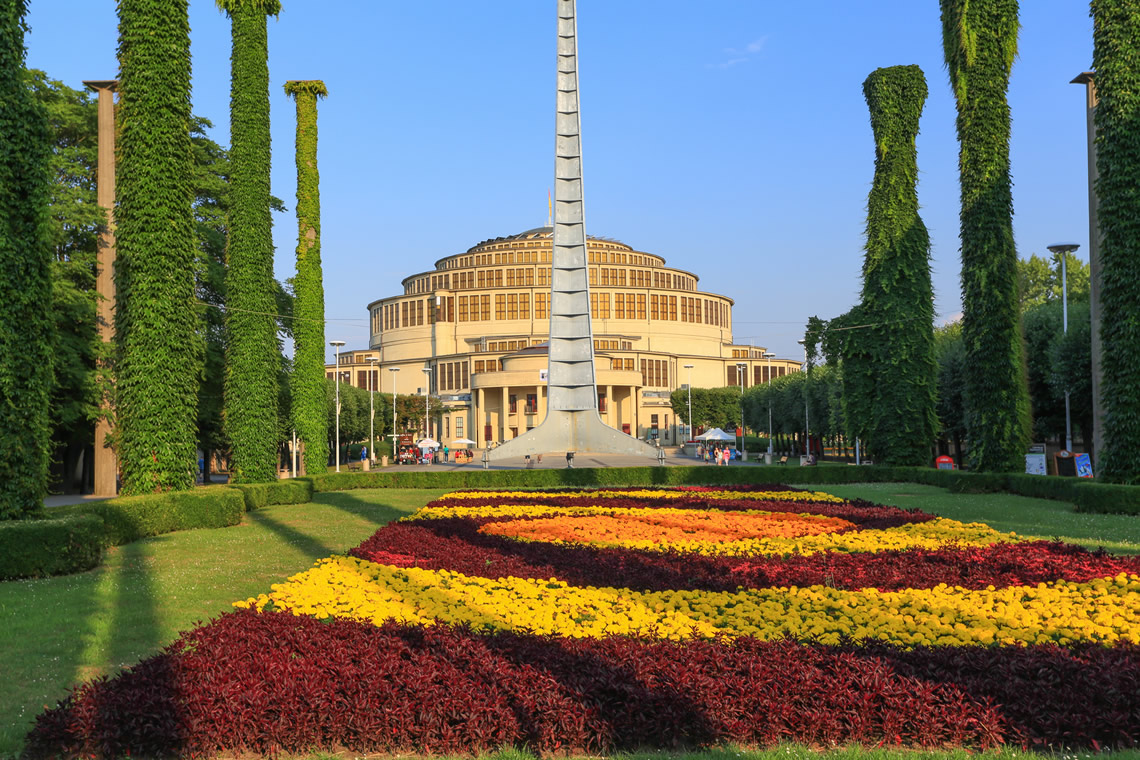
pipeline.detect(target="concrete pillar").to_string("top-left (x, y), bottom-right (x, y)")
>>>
top-left (606, 384), bottom-right (613, 428)
top-left (84, 80), bottom-right (118, 496)
top-left (475, 388), bottom-right (484, 447)
top-left (501, 386), bottom-right (510, 440)
top-left (1073, 72), bottom-right (1104, 471)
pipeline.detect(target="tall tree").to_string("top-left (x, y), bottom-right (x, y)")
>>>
top-left (1091, 0), bottom-right (1140, 483)
top-left (858, 66), bottom-right (937, 466)
top-left (285, 80), bottom-right (328, 474)
top-left (940, 0), bottom-right (1030, 472)
top-left (115, 0), bottom-right (201, 493)
top-left (0, 0), bottom-right (53, 518)
top-left (218, 0), bottom-right (281, 482)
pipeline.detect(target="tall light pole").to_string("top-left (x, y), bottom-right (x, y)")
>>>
top-left (388, 367), bottom-right (400, 458)
top-left (736, 362), bottom-right (747, 461)
top-left (763, 351), bottom-right (775, 458)
top-left (1048, 242), bottom-right (1080, 452)
top-left (683, 363), bottom-right (694, 448)
top-left (329, 340), bottom-right (345, 472)
top-left (422, 367), bottom-right (433, 440)
top-left (366, 357), bottom-right (378, 463)
top-left (797, 339), bottom-right (809, 458)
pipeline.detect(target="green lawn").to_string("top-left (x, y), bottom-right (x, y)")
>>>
top-left (2, 482), bottom-right (1139, 759)
top-left (0, 488), bottom-right (448, 758)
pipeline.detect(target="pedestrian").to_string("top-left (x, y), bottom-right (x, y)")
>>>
top-left (360, 445), bottom-right (367, 462)
top-left (537, 453), bottom-right (542, 464)
top-left (443, 445), bottom-right (449, 462)
top-left (566, 451), bottom-right (574, 468)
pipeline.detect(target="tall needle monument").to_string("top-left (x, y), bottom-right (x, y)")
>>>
top-left (489, 0), bottom-right (659, 461)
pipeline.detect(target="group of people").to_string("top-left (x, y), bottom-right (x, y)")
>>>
top-left (695, 442), bottom-right (735, 466)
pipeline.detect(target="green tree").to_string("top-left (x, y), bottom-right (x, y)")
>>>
top-left (115, 0), bottom-right (201, 494)
top-left (1017, 251), bottom-right (1090, 311)
top-left (25, 71), bottom-right (102, 493)
top-left (934, 321), bottom-right (967, 466)
top-left (284, 80), bottom-right (328, 475)
top-left (0, 0), bottom-right (53, 518)
top-left (1091, 0), bottom-right (1140, 482)
top-left (218, 0), bottom-right (281, 483)
top-left (941, 0), bottom-right (1031, 472)
top-left (858, 65), bottom-right (937, 466)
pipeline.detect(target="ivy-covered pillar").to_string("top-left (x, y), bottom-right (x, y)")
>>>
top-left (1091, 0), bottom-right (1140, 483)
top-left (219, 0), bottom-right (281, 483)
top-left (859, 66), bottom-right (937, 466)
top-left (284, 80), bottom-right (328, 475)
top-left (0, 0), bottom-right (53, 518)
top-left (940, 0), bottom-right (1030, 472)
top-left (114, 0), bottom-right (201, 493)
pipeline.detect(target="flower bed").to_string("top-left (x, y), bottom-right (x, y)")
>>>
top-left (25, 485), bottom-right (1140, 757)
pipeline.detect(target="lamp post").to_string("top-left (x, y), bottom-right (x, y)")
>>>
top-left (1048, 242), bottom-right (1080, 452)
top-left (683, 363), bottom-right (694, 449)
top-left (422, 367), bottom-right (433, 440)
top-left (797, 339), bottom-right (809, 458)
top-left (329, 340), bottom-right (345, 472)
top-left (388, 367), bottom-right (399, 459)
top-left (736, 362), bottom-right (747, 461)
top-left (763, 351), bottom-right (775, 458)
top-left (366, 357), bottom-right (378, 463)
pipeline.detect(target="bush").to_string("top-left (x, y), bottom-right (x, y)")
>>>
top-left (1070, 481), bottom-right (1140, 515)
top-left (0, 514), bottom-right (104, 580)
top-left (53, 487), bottom-right (245, 546)
top-left (231, 479), bottom-right (314, 510)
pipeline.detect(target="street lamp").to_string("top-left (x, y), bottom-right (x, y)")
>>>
top-left (797, 339), bottom-right (809, 458)
top-left (683, 364), bottom-right (694, 449)
top-left (366, 357), bottom-right (378, 463)
top-left (388, 367), bottom-right (400, 459)
top-left (422, 367), bottom-right (433, 440)
top-left (329, 340), bottom-right (345, 472)
top-left (736, 362), bottom-right (747, 461)
top-left (763, 351), bottom-right (775, 458)
top-left (1048, 242), bottom-right (1081, 452)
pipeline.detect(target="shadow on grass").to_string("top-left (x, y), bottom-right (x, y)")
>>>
top-left (108, 539), bottom-right (163, 672)
top-left (245, 509), bottom-right (338, 560)
top-left (311, 491), bottom-right (426, 530)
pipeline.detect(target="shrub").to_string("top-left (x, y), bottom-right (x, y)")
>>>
top-left (1070, 481), bottom-right (1140, 515)
top-left (53, 487), bottom-right (244, 546)
top-left (231, 479), bottom-right (313, 510)
top-left (0, 514), bottom-right (104, 580)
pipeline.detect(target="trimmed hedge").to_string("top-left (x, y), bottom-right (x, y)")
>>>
top-left (52, 487), bottom-right (245, 546)
top-left (230, 479), bottom-right (314, 511)
top-left (0, 514), bottom-right (104, 580)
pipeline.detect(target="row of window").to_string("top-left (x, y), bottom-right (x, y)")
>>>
top-left (641, 359), bottom-right (670, 388)
top-left (408, 267), bottom-right (697, 295)
top-left (727, 364), bottom-right (796, 386)
top-left (436, 361), bottom-right (470, 392)
top-left (375, 293), bottom-right (731, 332)
top-left (442, 247), bottom-right (662, 270)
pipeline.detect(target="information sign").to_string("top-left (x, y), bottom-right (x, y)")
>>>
top-left (1075, 453), bottom-right (1094, 478)
top-left (936, 455), bottom-right (956, 471)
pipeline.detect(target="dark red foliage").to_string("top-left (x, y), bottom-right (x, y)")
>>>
top-left (25, 611), bottom-right (1140, 758)
top-left (426, 493), bottom-right (935, 530)
top-left (350, 518), bottom-right (1140, 592)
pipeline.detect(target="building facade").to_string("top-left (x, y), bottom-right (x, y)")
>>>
top-left (328, 228), bottom-right (800, 448)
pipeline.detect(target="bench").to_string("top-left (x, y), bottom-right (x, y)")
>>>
top-left (777, 456), bottom-right (788, 465)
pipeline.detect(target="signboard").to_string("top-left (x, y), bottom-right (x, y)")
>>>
top-left (539, 369), bottom-right (548, 383)
top-left (1025, 453), bottom-right (1047, 476)
top-left (1054, 450), bottom-right (1077, 477)
top-left (936, 455), bottom-right (956, 471)
top-left (1075, 453), bottom-right (1094, 478)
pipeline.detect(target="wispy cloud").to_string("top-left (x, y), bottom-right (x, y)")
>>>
top-left (710, 36), bottom-right (768, 69)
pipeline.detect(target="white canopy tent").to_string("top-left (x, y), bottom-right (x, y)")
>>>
top-left (696, 427), bottom-right (736, 442)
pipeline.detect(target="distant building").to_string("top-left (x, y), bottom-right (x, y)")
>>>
top-left (328, 227), bottom-right (800, 447)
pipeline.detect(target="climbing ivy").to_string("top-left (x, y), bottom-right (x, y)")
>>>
top-left (0, 0), bottom-right (53, 518)
top-left (940, 0), bottom-right (1030, 472)
top-left (858, 65), bottom-right (937, 466)
top-left (285, 80), bottom-right (328, 475)
top-left (218, 0), bottom-right (281, 483)
top-left (114, 0), bottom-right (201, 493)
top-left (1092, 0), bottom-right (1140, 483)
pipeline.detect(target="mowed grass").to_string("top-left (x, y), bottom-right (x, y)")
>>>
top-left (804, 482), bottom-right (1140, 555)
top-left (3, 481), bottom-right (1140, 759)
top-left (0, 488), bottom-right (448, 758)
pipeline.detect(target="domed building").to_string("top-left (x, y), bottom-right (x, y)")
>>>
top-left (331, 227), bottom-right (800, 448)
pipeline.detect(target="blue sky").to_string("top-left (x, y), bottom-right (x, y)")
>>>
top-left (26, 1), bottom-right (1094, 363)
